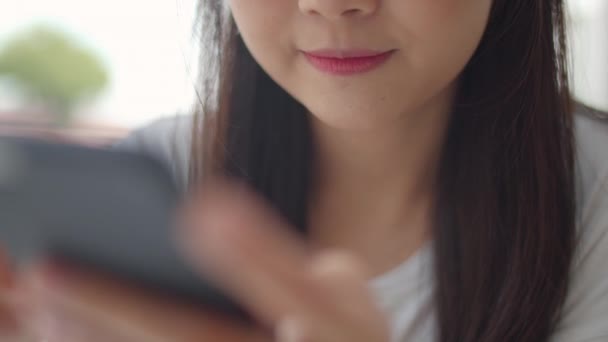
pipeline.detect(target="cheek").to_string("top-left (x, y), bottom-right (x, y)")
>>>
top-left (376, 0), bottom-right (492, 114)
top-left (227, 0), bottom-right (493, 131)
top-left (228, 0), bottom-right (293, 51)
top-left (399, 0), bottom-right (492, 72)
top-left (228, 0), bottom-right (298, 83)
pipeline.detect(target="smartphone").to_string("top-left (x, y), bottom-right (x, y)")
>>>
top-left (0, 136), bottom-right (251, 321)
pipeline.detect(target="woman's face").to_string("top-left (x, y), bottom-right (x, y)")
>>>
top-left (227, 0), bottom-right (492, 131)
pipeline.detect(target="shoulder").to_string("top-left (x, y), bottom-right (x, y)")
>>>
top-left (112, 114), bottom-right (194, 192)
top-left (574, 106), bottom-right (608, 202)
top-left (573, 106), bottom-right (608, 240)
top-left (552, 106), bottom-right (608, 341)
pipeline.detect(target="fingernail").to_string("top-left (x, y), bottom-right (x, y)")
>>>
top-left (184, 215), bottom-right (239, 265)
top-left (177, 205), bottom-right (247, 278)
top-left (180, 191), bottom-right (242, 243)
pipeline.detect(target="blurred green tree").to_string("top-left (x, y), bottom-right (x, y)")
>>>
top-left (0, 25), bottom-right (109, 125)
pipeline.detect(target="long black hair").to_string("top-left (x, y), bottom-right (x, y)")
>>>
top-left (189, 0), bottom-right (576, 340)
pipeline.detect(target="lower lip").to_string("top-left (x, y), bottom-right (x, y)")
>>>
top-left (303, 51), bottom-right (395, 76)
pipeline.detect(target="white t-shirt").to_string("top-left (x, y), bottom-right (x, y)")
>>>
top-left (114, 111), bottom-right (608, 341)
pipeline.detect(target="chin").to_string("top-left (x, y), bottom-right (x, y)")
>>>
top-left (306, 103), bottom-right (402, 132)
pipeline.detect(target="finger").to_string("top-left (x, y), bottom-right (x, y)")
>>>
top-left (0, 248), bottom-right (13, 289)
top-left (179, 182), bottom-right (332, 327)
top-left (0, 247), bottom-right (18, 335)
top-left (0, 305), bottom-right (18, 333)
top-left (307, 251), bottom-right (390, 341)
top-left (16, 260), bottom-right (271, 342)
top-left (309, 250), bottom-right (375, 309)
top-left (179, 182), bottom-right (389, 342)
top-left (24, 305), bottom-right (130, 342)
top-left (271, 251), bottom-right (388, 342)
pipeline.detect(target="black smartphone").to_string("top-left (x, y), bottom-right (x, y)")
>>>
top-left (0, 136), bottom-right (250, 321)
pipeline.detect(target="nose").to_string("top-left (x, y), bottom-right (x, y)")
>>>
top-left (298, 0), bottom-right (379, 20)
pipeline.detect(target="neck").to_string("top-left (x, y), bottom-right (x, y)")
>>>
top-left (307, 86), bottom-right (454, 276)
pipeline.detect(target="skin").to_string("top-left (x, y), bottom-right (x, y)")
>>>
top-left (229, 0), bottom-right (491, 277)
top-left (0, 0), bottom-right (491, 340)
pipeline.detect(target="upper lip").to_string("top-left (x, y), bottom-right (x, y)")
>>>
top-left (302, 49), bottom-right (395, 59)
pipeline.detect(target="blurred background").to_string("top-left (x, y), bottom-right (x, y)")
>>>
top-left (0, 0), bottom-right (199, 145)
top-left (0, 0), bottom-right (606, 145)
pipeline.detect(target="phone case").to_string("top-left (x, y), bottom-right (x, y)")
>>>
top-left (0, 137), bottom-right (251, 321)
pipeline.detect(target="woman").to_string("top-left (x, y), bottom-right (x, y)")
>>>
top-left (1, 0), bottom-right (607, 341)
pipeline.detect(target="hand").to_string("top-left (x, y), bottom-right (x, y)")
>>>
top-left (13, 260), bottom-right (271, 342)
top-left (13, 181), bottom-right (390, 342)
top-left (0, 247), bottom-right (20, 338)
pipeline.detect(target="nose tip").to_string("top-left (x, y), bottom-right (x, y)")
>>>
top-left (341, 8), bottom-right (365, 17)
top-left (299, 0), bottom-right (378, 20)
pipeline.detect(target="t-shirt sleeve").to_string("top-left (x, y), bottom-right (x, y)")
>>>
top-left (551, 113), bottom-right (608, 341)
top-left (111, 115), bottom-right (193, 192)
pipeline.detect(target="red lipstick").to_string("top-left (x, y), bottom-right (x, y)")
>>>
top-left (302, 49), bottom-right (395, 76)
